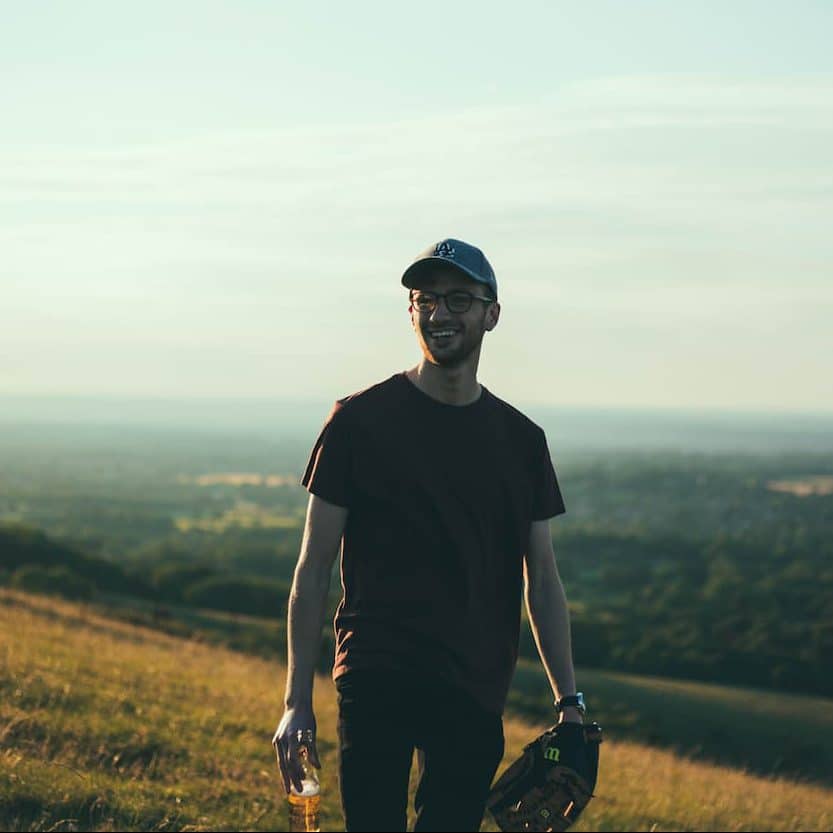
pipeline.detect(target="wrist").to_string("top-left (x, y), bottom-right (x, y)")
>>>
top-left (554, 691), bottom-right (586, 718)
top-left (284, 695), bottom-right (313, 711)
top-left (557, 706), bottom-right (584, 723)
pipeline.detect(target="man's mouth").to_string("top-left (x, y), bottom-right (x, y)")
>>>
top-left (428, 328), bottom-right (459, 341)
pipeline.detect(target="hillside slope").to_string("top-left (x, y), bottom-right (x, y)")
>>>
top-left (2, 589), bottom-right (832, 832)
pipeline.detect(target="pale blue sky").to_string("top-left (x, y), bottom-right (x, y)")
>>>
top-left (2, 1), bottom-right (832, 412)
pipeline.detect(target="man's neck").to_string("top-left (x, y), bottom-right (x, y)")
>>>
top-left (406, 362), bottom-right (482, 406)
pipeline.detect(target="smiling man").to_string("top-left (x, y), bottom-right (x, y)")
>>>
top-left (273, 239), bottom-right (584, 832)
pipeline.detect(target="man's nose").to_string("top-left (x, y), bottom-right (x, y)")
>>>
top-left (429, 297), bottom-right (454, 320)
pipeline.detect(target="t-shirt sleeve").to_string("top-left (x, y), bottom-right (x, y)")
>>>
top-left (531, 429), bottom-right (566, 520)
top-left (301, 401), bottom-right (353, 508)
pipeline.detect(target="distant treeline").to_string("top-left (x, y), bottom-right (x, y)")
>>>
top-left (3, 521), bottom-right (832, 697)
top-left (0, 524), bottom-right (292, 621)
top-left (545, 525), bottom-right (833, 696)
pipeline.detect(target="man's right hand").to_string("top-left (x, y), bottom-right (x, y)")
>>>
top-left (272, 705), bottom-right (321, 794)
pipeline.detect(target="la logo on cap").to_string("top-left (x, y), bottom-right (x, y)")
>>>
top-left (434, 241), bottom-right (456, 258)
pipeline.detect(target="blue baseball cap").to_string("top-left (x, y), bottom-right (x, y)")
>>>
top-left (401, 238), bottom-right (498, 300)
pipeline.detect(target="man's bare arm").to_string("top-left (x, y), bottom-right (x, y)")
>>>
top-left (284, 493), bottom-right (347, 708)
top-left (273, 493), bottom-right (347, 791)
top-left (523, 518), bottom-right (582, 723)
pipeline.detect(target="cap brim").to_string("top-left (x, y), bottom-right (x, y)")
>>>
top-left (401, 258), bottom-right (494, 294)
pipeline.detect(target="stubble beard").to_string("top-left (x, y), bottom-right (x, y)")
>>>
top-left (419, 325), bottom-right (483, 369)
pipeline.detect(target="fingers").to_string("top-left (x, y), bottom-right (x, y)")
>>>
top-left (274, 736), bottom-right (293, 794)
top-left (274, 730), bottom-right (314, 794)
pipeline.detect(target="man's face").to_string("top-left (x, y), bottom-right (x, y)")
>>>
top-left (408, 267), bottom-right (499, 368)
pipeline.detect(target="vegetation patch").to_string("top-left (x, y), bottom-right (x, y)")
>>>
top-left (3, 589), bottom-right (833, 832)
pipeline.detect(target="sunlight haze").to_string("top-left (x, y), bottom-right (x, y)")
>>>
top-left (2, 1), bottom-right (832, 413)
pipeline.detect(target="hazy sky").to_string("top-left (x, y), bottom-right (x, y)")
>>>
top-left (3, 1), bottom-right (832, 413)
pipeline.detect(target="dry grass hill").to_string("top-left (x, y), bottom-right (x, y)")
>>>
top-left (2, 588), bottom-right (832, 832)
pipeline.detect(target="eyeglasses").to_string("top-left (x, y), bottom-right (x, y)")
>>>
top-left (409, 289), bottom-right (494, 314)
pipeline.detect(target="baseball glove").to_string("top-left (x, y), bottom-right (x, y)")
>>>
top-left (486, 721), bottom-right (602, 832)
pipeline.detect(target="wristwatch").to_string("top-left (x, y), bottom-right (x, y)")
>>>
top-left (555, 692), bottom-right (586, 716)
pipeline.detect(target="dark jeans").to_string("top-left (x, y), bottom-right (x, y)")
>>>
top-left (335, 669), bottom-right (504, 832)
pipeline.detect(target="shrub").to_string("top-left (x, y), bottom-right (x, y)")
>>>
top-left (182, 575), bottom-right (290, 619)
top-left (11, 565), bottom-right (95, 601)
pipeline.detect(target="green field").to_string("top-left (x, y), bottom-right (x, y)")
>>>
top-left (509, 659), bottom-right (833, 784)
top-left (174, 506), bottom-right (301, 534)
top-left (85, 586), bottom-right (833, 787)
top-left (3, 588), bottom-right (833, 832)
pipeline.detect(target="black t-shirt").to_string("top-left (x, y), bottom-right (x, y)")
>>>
top-left (302, 371), bottom-right (565, 714)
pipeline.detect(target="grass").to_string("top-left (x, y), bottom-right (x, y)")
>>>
top-left (98, 591), bottom-right (833, 785)
top-left (174, 505), bottom-right (301, 533)
top-left (2, 588), bottom-right (833, 831)
top-left (509, 658), bottom-right (833, 784)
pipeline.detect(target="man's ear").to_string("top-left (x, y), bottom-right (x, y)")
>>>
top-left (485, 302), bottom-right (501, 332)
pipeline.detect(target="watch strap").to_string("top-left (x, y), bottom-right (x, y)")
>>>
top-left (555, 692), bottom-right (586, 714)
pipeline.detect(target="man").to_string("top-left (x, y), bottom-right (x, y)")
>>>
top-left (273, 238), bottom-right (584, 832)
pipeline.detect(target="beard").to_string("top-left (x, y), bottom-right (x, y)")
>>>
top-left (417, 323), bottom-right (484, 368)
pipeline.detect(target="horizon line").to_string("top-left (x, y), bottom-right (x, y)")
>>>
top-left (1, 391), bottom-right (832, 421)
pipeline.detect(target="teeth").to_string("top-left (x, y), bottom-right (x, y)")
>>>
top-left (431, 330), bottom-right (456, 337)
